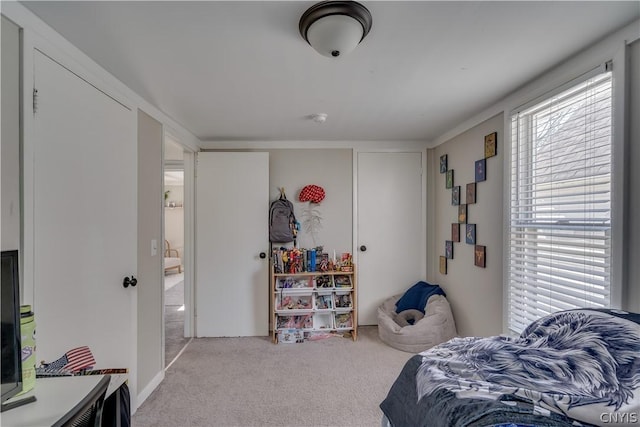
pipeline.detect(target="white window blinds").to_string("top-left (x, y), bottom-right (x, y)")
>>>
top-left (508, 69), bottom-right (613, 335)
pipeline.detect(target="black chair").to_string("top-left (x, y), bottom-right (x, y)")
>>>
top-left (54, 375), bottom-right (111, 427)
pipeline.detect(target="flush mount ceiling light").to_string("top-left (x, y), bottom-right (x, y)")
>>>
top-left (299, 1), bottom-right (372, 58)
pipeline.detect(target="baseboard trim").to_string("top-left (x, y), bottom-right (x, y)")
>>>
top-left (135, 370), bottom-right (165, 412)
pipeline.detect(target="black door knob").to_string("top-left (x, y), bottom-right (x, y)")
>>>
top-left (360, 245), bottom-right (367, 252)
top-left (259, 252), bottom-right (266, 259)
top-left (123, 275), bottom-right (137, 288)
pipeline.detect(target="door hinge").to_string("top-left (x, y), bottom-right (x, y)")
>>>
top-left (32, 88), bottom-right (39, 114)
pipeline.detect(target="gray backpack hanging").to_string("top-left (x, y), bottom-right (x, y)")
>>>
top-left (269, 188), bottom-right (297, 244)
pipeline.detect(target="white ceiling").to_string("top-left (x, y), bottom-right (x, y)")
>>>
top-left (165, 136), bottom-right (184, 161)
top-left (21, 1), bottom-right (640, 145)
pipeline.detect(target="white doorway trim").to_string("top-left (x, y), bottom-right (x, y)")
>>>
top-left (163, 132), bottom-right (195, 358)
top-left (182, 149), bottom-right (195, 339)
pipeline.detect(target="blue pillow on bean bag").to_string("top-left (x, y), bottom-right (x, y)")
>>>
top-left (395, 281), bottom-right (445, 314)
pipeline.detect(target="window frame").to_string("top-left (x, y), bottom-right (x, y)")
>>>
top-left (504, 60), bottom-right (625, 335)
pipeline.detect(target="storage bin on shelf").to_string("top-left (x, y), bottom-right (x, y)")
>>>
top-left (275, 291), bottom-right (313, 312)
top-left (334, 312), bottom-right (353, 329)
top-left (333, 275), bottom-right (352, 289)
top-left (277, 328), bottom-right (304, 344)
top-left (314, 275), bottom-right (334, 289)
top-left (313, 312), bottom-right (334, 330)
top-left (333, 291), bottom-right (353, 310)
top-left (276, 275), bottom-right (313, 290)
top-left (314, 292), bottom-right (333, 311)
top-left (276, 314), bottom-right (313, 330)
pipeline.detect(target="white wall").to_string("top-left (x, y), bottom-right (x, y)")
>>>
top-left (429, 114), bottom-right (504, 337)
top-left (269, 149), bottom-right (352, 254)
top-left (0, 4), bottom-right (202, 153)
top-left (428, 20), bottom-right (640, 334)
top-left (209, 148), bottom-right (354, 255)
top-left (1, 16), bottom-right (21, 252)
top-left (0, 3), bottom-right (204, 410)
top-left (164, 184), bottom-right (184, 260)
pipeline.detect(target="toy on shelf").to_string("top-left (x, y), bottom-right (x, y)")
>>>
top-left (277, 314), bottom-right (312, 330)
top-left (335, 313), bottom-right (353, 328)
top-left (319, 253), bottom-right (329, 272)
top-left (337, 253), bottom-right (353, 272)
top-left (315, 275), bottom-right (333, 288)
top-left (272, 247), bottom-right (353, 273)
top-left (334, 275), bottom-right (351, 288)
top-left (334, 293), bottom-right (352, 309)
top-left (315, 294), bottom-right (333, 310)
top-left (277, 295), bottom-right (312, 310)
top-left (278, 276), bottom-right (312, 289)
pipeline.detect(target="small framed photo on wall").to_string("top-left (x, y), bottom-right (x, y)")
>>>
top-left (446, 170), bottom-right (454, 189)
top-left (466, 182), bottom-right (476, 204)
top-left (445, 240), bottom-right (454, 259)
top-left (452, 186), bottom-right (460, 205)
top-left (475, 159), bottom-right (486, 182)
top-left (440, 154), bottom-right (448, 173)
top-left (451, 223), bottom-right (460, 242)
top-left (439, 256), bottom-right (447, 274)
top-left (474, 245), bottom-right (486, 268)
top-left (466, 224), bottom-right (476, 244)
top-left (484, 132), bottom-right (497, 158)
top-left (458, 204), bottom-right (467, 224)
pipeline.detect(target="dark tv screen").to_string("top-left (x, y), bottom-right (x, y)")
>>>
top-left (1, 250), bottom-right (23, 403)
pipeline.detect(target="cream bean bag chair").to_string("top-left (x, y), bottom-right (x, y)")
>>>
top-left (378, 292), bottom-right (457, 353)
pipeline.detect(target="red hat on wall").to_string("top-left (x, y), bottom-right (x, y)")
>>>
top-left (299, 185), bottom-right (325, 203)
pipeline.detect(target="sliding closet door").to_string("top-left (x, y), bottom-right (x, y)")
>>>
top-left (195, 152), bottom-right (269, 337)
top-left (29, 50), bottom-right (137, 393)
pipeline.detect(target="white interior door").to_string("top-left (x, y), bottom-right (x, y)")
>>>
top-left (195, 152), bottom-right (269, 337)
top-left (30, 50), bottom-right (137, 385)
top-left (357, 151), bottom-right (425, 325)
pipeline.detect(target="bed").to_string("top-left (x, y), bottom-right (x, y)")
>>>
top-left (380, 308), bottom-right (640, 427)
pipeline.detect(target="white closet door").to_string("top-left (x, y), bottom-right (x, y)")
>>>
top-left (30, 51), bottom-right (137, 381)
top-left (357, 151), bottom-right (425, 325)
top-left (195, 152), bottom-right (269, 337)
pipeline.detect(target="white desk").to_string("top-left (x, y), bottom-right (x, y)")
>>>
top-left (1, 374), bottom-right (127, 427)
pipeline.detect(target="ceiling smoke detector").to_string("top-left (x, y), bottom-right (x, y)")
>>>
top-left (310, 113), bottom-right (328, 123)
top-left (299, 1), bottom-right (373, 58)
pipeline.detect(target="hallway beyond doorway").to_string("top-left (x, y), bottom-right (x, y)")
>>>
top-left (165, 272), bottom-right (188, 365)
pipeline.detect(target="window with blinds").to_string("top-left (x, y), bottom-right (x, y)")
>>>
top-left (508, 69), bottom-right (613, 335)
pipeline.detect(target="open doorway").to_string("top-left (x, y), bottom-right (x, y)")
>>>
top-left (164, 138), bottom-right (188, 366)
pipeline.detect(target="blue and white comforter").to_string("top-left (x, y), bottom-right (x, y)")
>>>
top-left (380, 309), bottom-right (640, 427)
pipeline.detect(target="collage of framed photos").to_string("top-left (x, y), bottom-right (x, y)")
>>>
top-left (439, 131), bottom-right (497, 274)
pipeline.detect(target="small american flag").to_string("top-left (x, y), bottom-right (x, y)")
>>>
top-left (43, 346), bottom-right (95, 373)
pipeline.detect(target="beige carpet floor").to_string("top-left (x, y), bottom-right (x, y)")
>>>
top-left (164, 271), bottom-right (184, 291)
top-left (133, 326), bottom-right (412, 427)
